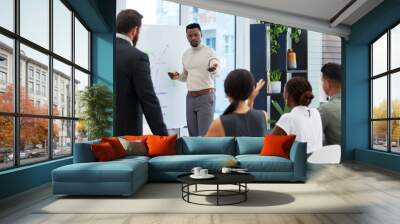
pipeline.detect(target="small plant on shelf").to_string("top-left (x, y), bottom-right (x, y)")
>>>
top-left (290, 28), bottom-right (301, 44)
top-left (270, 69), bottom-right (281, 82)
top-left (269, 69), bottom-right (282, 94)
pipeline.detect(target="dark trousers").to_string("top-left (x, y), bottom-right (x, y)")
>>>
top-left (186, 92), bottom-right (215, 136)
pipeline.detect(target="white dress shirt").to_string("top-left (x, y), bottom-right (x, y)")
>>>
top-left (179, 44), bottom-right (220, 91)
top-left (276, 106), bottom-right (323, 154)
top-left (116, 33), bottom-right (133, 46)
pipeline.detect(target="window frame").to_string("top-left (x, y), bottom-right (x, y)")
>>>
top-left (0, 0), bottom-right (92, 171)
top-left (370, 20), bottom-right (400, 154)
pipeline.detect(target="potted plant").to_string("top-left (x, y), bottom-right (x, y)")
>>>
top-left (268, 24), bottom-right (302, 55)
top-left (79, 84), bottom-right (113, 140)
top-left (269, 100), bottom-right (292, 125)
top-left (270, 69), bottom-right (282, 93)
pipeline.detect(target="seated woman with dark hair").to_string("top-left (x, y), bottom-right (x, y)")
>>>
top-left (206, 70), bottom-right (322, 154)
top-left (206, 69), bottom-right (267, 137)
top-left (269, 77), bottom-right (323, 154)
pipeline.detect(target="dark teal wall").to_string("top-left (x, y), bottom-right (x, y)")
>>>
top-left (0, 0), bottom-right (116, 200)
top-left (343, 0), bottom-right (400, 170)
top-left (0, 158), bottom-right (72, 199)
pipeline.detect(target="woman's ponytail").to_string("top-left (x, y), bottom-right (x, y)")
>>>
top-left (222, 99), bottom-right (239, 116)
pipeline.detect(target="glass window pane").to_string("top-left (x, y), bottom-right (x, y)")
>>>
top-left (181, 6), bottom-right (235, 117)
top-left (0, 116), bottom-right (14, 170)
top-left (20, 0), bottom-right (49, 49)
top-left (75, 120), bottom-right (88, 143)
top-left (124, 0), bottom-right (179, 25)
top-left (53, 119), bottom-right (72, 158)
top-left (74, 69), bottom-right (89, 118)
top-left (391, 24), bottom-right (400, 70)
top-left (0, 0), bottom-right (14, 31)
top-left (372, 77), bottom-right (387, 119)
top-left (0, 35), bottom-right (14, 113)
top-left (391, 120), bottom-right (400, 153)
top-left (391, 72), bottom-right (400, 118)
top-left (53, 59), bottom-right (72, 117)
top-left (20, 44), bottom-right (49, 115)
top-left (53, 0), bottom-right (72, 60)
top-left (372, 33), bottom-right (387, 76)
top-left (20, 117), bottom-right (49, 165)
top-left (372, 121), bottom-right (388, 151)
top-left (75, 18), bottom-right (89, 70)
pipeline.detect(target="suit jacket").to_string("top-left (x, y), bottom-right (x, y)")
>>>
top-left (115, 37), bottom-right (168, 136)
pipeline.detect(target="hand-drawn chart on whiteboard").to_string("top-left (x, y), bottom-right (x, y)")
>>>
top-left (136, 25), bottom-right (188, 134)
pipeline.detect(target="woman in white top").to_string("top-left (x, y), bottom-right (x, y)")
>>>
top-left (269, 77), bottom-right (323, 154)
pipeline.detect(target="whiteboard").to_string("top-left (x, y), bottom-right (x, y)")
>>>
top-left (136, 25), bottom-right (189, 134)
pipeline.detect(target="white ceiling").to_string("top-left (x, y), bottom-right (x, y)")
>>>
top-left (168, 0), bottom-right (384, 37)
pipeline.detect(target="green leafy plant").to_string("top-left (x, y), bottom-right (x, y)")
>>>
top-left (269, 100), bottom-right (292, 125)
top-left (79, 84), bottom-right (113, 140)
top-left (268, 24), bottom-right (288, 54)
top-left (272, 100), bottom-right (291, 115)
top-left (268, 24), bottom-right (302, 54)
top-left (270, 69), bottom-right (282, 82)
top-left (290, 28), bottom-right (301, 44)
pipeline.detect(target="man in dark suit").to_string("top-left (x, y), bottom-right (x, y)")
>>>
top-left (115, 9), bottom-right (168, 136)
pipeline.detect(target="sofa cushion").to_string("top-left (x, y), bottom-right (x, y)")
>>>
top-left (101, 137), bottom-right (127, 158)
top-left (236, 137), bottom-right (264, 155)
top-left (260, 135), bottom-right (296, 159)
top-left (91, 142), bottom-right (118, 161)
top-left (179, 137), bottom-right (235, 155)
top-left (149, 154), bottom-right (235, 172)
top-left (74, 140), bottom-right (100, 163)
top-left (147, 135), bottom-right (177, 157)
top-left (236, 155), bottom-right (293, 172)
top-left (118, 138), bottom-right (147, 156)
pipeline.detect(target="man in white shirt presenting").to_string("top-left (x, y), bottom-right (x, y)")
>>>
top-left (168, 23), bottom-right (220, 136)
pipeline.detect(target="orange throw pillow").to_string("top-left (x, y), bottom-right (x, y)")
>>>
top-left (260, 135), bottom-right (296, 159)
top-left (91, 142), bottom-right (117, 162)
top-left (146, 135), bottom-right (177, 157)
top-left (124, 135), bottom-right (149, 141)
top-left (101, 137), bottom-right (126, 158)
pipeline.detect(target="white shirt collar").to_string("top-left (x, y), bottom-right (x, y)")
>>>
top-left (116, 33), bottom-right (133, 46)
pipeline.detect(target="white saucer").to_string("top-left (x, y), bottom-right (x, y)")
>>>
top-left (190, 174), bottom-right (215, 179)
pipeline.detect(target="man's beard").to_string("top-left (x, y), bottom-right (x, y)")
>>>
top-left (190, 41), bottom-right (199, 47)
top-left (132, 34), bottom-right (139, 46)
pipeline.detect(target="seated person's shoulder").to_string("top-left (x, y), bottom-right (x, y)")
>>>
top-left (206, 118), bottom-right (225, 137)
top-left (318, 101), bottom-right (336, 114)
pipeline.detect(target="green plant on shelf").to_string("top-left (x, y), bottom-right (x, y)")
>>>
top-left (290, 28), bottom-right (301, 44)
top-left (268, 24), bottom-right (302, 54)
top-left (270, 69), bottom-right (282, 82)
top-left (268, 24), bottom-right (288, 55)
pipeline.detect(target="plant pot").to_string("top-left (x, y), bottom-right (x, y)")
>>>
top-left (271, 81), bottom-right (281, 93)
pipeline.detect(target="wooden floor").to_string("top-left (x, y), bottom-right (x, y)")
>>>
top-left (1, 162), bottom-right (400, 224)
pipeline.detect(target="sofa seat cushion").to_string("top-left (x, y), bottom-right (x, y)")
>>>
top-left (149, 154), bottom-right (235, 172)
top-left (53, 159), bottom-right (147, 183)
top-left (236, 155), bottom-right (293, 172)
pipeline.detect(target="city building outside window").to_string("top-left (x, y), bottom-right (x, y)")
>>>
top-left (0, 0), bottom-right (91, 170)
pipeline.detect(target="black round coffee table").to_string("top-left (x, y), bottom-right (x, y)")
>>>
top-left (177, 173), bottom-right (255, 206)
